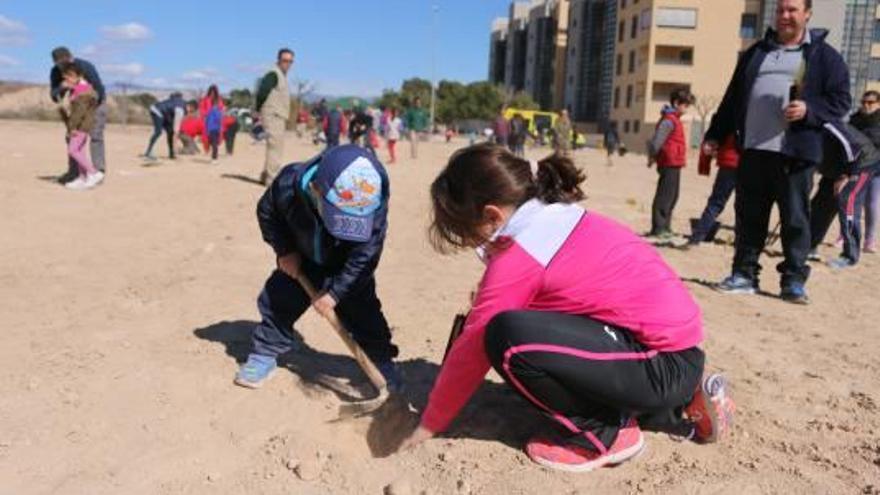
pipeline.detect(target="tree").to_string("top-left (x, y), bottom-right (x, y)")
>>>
top-left (228, 88), bottom-right (253, 109)
top-left (506, 91), bottom-right (540, 111)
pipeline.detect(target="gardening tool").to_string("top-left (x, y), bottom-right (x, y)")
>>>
top-left (296, 276), bottom-right (391, 419)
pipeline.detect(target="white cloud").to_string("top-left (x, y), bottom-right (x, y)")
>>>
top-left (101, 62), bottom-right (145, 77)
top-left (100, 22), bottom-right (152, 42)
top-left (0, 14), bottom-right (29, 45)
top-left (181, 67), bottom-right (219, 82)
top-left (235, 63), bottom-right (267, 74)
top-left (0, 54), bottom-right (20, 67)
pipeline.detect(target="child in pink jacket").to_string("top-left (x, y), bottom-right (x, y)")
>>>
top-left (399, 144), bottom-right (735, 473)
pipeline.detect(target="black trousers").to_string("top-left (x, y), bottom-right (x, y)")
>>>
top-left (651, 167), bottom-right (681, 234)
top-left (733, 150), bottom-right (814, 287)
top-left (225, 121), bottom-right (239, 155)
top-left (484, 311), bottom-right (703, 452)
top-left (691, 167), bottom-right (737, 242)
top-left (250, 261), bottom-right (398, 364)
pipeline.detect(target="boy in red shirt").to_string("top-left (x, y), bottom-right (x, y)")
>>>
top-left (647, 88), bottom-right (695, 238)
top-left (689, 132), bottom-right (740, 245)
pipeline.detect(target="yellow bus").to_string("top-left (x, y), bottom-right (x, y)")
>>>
top-left (503, 108), bottom-right (558, 135)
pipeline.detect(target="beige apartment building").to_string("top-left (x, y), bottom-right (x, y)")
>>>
top-left (609, 0), bottom-right (761, 151)
top-left (868, 3), bottom-right (880, 93)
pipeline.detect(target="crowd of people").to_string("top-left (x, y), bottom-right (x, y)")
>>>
top-left (637, 0), bottom-right (877, 306)
top-left (39, 0), bottom-right (875, 477)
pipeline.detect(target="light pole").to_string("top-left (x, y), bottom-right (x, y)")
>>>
top-left (429, 3), bottom-right (439, 132)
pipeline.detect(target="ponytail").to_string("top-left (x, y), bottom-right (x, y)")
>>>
top-left (533, 153), bottom-right (586, 204)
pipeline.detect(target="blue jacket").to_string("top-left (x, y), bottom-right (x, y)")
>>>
top-left (256, 149), bottom-right (390, 301)
top-left (821, 121), bottom-right (880, 177)
top-left (49, 58), bottom-right (106, 105)
top-left (706, 28), bottom-right (851, 165)
top-left (155, 95), bottom-right (186, 123)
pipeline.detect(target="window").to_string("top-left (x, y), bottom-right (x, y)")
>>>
top-left (616, 53), bottom-right (623, 75)
top-left (623, 120), bottom-right (631, 133)
top-left (568, 75), bottom-right (574, 84)
top-left (740, 13), bottom-right (758, 39)
top-left (874, 20), bottom-right (880, 42)
top-left (621, 0), bottom-right (627, 9)
top-left (640, 9), bottom-right (652, 31)
top-left (628, 50), bottom-right (636, 73)
top-left (626, 85), bottom-right (633, 108)
top-left (631, 15), bottom-right (638, 39)
top-left (614, 87), bottom-right (620, 109)
top-left (618, 21), bottom-right (625, 42)
top-left (655, 45), bottom-right (694, 65)
top-left (634, 120), bottom-right (641, 134)
top-left (869, 58), bottom-right (880, 80)
top-left (656, 8), bottom-right (697, 29)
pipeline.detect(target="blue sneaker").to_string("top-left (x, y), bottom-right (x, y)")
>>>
top-left (715, 274), bottom-right (757, 295)
top-left (234, 354), bottom-right (277, 389)
top-left (827, 257), bottom-right (854, 270)
top-left (377, 361), bottom-right (404, 394)
top-left (780, 282), bottom-right (809, 305)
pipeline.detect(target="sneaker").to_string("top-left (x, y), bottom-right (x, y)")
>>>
top-left (234, 354), bottom-right (277, 389)
top-left (64, 176), bottom-right (88, 190)
top-left (525, 418), bottom-right (644, 472)
top-left (827, 257), bottom-right (854, 270)
top-left (864, 240), bottom-right (876, 254)
top-left (377, 361), bottom-right (403, 394)
top-left (715, 274), bottom-right (757, 295)
top-left (780, 282), bottom-right (809, 305)
top-left (807, 249), bottom-right (822, 262)
top-left (82, 171), bottom-right (104, 189)
top-left (143, 154), bottom-right (158, 162)
top-left (683, 374), bottom-right (735, 443)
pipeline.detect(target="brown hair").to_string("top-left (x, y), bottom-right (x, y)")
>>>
top-left (59, 62), bottom-right (83, 77)
top-left (429, 143), bottom-right (586, 253)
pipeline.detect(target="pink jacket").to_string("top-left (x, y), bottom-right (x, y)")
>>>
top-left (421, 200), bottom-right (704, 433)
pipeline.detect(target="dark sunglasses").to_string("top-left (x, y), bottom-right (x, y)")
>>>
top-left (862, 100), bottom-right (878, 105)
top-left (280, 58), bottom-right (294, 64)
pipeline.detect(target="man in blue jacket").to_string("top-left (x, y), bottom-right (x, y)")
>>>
top-left (234, 145), bottom-right (401, 391)
top-left (49, 47), bottom-right (107, 183)
top-left (703, 0), bottom-right (850, 304)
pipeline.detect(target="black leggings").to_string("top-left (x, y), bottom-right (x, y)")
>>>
top-left (485, 311), bottom-right (704, 452)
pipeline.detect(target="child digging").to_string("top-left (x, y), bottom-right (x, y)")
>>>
top-left (59, 63), bottom-right (103, 190)
top-left (235, 145), bottom-right (402, 392)
top-left (647, 88), bottom-right (695, 239)
top-left (399, 144), bottom-right (734, 472)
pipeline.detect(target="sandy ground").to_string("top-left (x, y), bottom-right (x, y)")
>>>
top-left (0, 120), bottom-right (877, 495)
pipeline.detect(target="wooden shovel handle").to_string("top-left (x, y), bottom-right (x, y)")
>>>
top-left (296, 276), bottom-right (388, 391)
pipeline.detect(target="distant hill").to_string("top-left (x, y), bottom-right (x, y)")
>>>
top-left (0, 82), bottom-right (152, 124)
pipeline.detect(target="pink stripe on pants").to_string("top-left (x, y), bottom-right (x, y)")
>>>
top-left (68, 131), bottom-right (96, 176)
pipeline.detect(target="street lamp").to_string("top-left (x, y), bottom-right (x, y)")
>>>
top-left (429, 3), bottom-right (439, 132)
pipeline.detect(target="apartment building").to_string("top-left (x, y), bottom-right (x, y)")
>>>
top-left (563, 0), bottom-right (617, 125)
top-left (504, 2), bottom-right (530, 91)
top-left (869, 3), bottom-right (880, 93)
top-left (608, 0), bottom-right (757, 151)
top-left (489, 18), bottom-right (509, 84)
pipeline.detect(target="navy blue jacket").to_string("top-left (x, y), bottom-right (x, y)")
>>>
top-left (256, 151), bottom-right (390, 301)
top-left (821, 121), bottom-right (880, 177)
top-left (706, 28), bottom-right (851, 165)
top-left (49, 58), bottom-right (106, 105)
top-left (155, 95), bottom-right (186, 123)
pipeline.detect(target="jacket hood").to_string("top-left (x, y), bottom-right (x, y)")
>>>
top-left (661, 104), bottom-right (678, 116)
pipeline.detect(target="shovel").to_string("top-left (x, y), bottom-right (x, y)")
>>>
top-left (296, 276), bottom-right (391, 419)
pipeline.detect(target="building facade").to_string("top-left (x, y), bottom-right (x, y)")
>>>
top-left (504, 2), bottom-right (530, 92)
top-left (489, 18), bottom-right (509, 84)
top-left (563, 0), bottom-right (617, 126)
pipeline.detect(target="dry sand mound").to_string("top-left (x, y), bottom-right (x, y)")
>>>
top-left (0, 84), bottom-right (149, 123)
top-left (0, 120), bottom-right (877, 494)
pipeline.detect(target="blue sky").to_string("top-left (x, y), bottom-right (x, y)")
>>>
top-left (0, 0), bottom-right (511, 97)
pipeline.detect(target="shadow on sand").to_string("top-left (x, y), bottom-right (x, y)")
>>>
top-left (193, 320), bottom-right (546, 455)
top-left (220, 173), bottom-right (264, 187)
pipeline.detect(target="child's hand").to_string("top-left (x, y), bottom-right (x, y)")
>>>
top-left (312, 292), bottom-right (337, 319)
top-left (398, 424), bottom-right (434, 452)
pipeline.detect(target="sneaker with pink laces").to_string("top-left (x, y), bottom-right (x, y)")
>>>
top-left (525, 418), bottom-right (644, 472)
top-left (684, 373), bottom-right (736, 443)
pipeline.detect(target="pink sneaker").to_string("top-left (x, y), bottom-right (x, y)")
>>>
top-left (684, 374), bottom-right (736, 443)
top-left (525, 418), bottom-right (644, 472)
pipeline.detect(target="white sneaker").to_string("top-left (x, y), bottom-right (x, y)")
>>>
top-left (64, 176), bottom-right (88, 190)
top-left (82, 171), bottom-right (104, 189)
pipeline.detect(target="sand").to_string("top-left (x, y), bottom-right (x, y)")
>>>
top-left (0, 120), bottom-right (877, 494)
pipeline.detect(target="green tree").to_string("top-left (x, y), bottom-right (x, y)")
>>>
top-left (228, 88), bottom-right (253, 109)
top-left (506, 91), bottom-right (540, 111)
